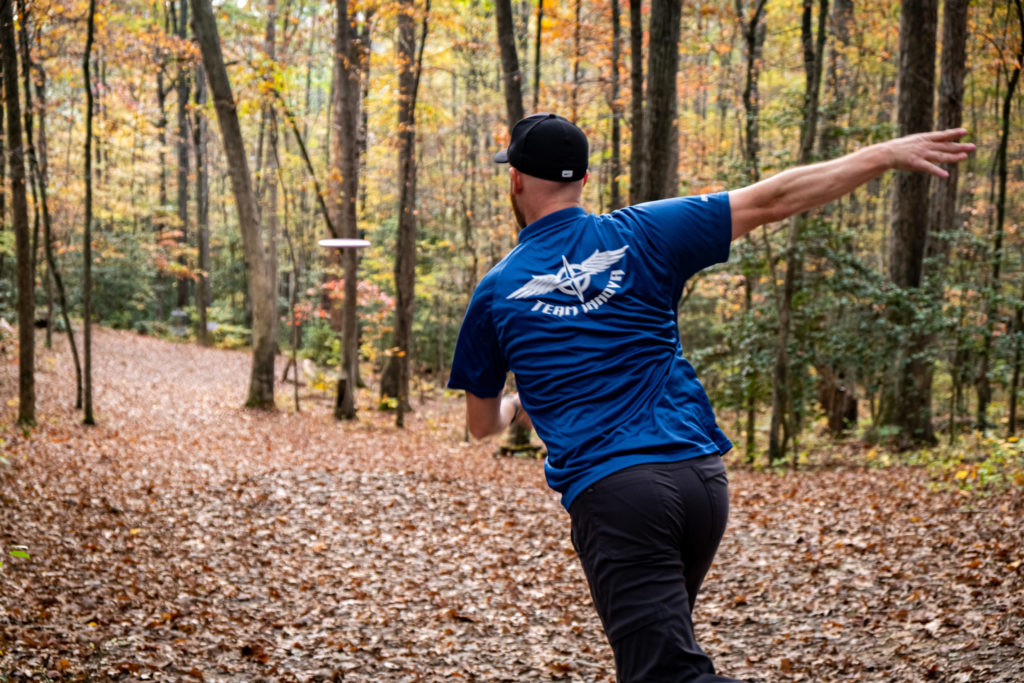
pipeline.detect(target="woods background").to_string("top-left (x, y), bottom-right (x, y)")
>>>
top-left (1, 0), bottom-right (1023, 465)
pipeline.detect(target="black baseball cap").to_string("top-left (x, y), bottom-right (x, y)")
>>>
top-left (494, 113), bottom-right (589, 182)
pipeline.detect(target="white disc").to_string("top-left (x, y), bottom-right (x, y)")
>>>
top-left (318, 238), bottom-right (371, 249)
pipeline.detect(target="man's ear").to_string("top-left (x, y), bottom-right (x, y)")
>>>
top-left (582, 171), bottom-right (590, 187)
top-left (510, 167), bottom-right (524, 194)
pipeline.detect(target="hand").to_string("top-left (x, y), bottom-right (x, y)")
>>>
top-left (506, 392), bottom-right (533, 430)
top-left (884, 128), bottom-right (975, 179)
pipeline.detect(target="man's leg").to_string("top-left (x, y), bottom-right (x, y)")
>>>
top-left (569, 456), bottom-right (739, 683)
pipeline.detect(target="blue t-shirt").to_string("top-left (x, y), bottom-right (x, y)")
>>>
top-left (448, 192), bottom-right (734, 510)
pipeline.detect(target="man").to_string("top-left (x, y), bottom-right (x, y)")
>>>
top-left (448, 113), bottom-right (972, 682)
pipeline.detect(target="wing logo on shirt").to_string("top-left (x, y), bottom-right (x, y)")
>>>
top-left (507, 246), bottom-right (629, 302)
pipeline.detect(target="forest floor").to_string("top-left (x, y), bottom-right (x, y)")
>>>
top-left (1, 328), bottom-right (1022, 682)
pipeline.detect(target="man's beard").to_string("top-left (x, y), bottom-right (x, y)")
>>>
top-left (510, 192), bottom-right (527, 229)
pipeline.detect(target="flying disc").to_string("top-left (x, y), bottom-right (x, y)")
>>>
top-left (318, 238), bottom-right (371, 249)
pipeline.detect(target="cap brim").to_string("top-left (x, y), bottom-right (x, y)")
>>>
top-left (494, 149), bottom-right (509, 163)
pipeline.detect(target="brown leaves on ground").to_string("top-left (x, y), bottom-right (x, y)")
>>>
top-left (1, 329), bottom-right (1022, 681)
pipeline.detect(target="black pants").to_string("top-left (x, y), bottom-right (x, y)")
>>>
top-left (569, 455), bottom-right (741, 683)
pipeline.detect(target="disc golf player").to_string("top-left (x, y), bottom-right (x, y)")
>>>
top-left (448, 113), bottom-right (972, 682)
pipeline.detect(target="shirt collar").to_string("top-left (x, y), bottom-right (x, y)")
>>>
top-left (518, 207), bottom-right (588, 243)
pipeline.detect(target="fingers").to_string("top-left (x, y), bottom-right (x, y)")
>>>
top-left (923, 127), bottom-right (970, 142)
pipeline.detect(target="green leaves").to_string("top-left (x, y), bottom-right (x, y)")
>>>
top-left (1, 545), bottom-right (30, 569)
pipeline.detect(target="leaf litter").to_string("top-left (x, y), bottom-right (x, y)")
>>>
top-left (1, 329), bottom-right (1022, 681)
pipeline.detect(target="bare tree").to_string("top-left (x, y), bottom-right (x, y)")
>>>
top-left (191, 0), bottom-right (278, 408)
top-left (1, 0), bottom-right (34, 424)
top-left (82, 0), bottom-right (97, 425)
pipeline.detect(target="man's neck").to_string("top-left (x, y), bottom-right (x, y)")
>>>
top-left (523, 200), bottom-right (583, 227)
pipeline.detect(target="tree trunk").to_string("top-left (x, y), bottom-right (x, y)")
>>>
top-left (532, 0), bottom-right (543, 111)
top-left (330, 0), bottom-right (367, 420)
top-left (738, 0), bottom-right (766, 461)
top-left (570, 0), bottom-right (582, 121)
top-left (194, 62), bottom-right (211, 346)
top-left (155, 5), bottom-right (171, 320)
top-left (627, 0), bottom-right (643, 204)
top-left (192, 0), bottom-right (277, 408)
top-left (82, 0), bottom-right (97, 425)
top-left (608, 0), bottom-right (622, 210)
top-left (639, 0), bottom-right (682, 201)
top-left (175, 0), bottom-right (191, 309)
top-left (263, 2), bottom-right (280, 351)
top-left (386, 0), bottom-right (428, 427)
top-left (924, 0), bottom-right (969, 434)
top-left (495, 0), bottom-right (524, 129)
top-left (768, 0), bottom-right (827, 465)
top-left (879, 0), bottom-right (938, 447)
top-left (976, 0), bottom-right (1022, 430)
top-left (1, 0), bottom-right (34, 425)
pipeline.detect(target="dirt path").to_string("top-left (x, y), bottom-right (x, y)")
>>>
top-left (1, 329), bottom-right (1022, 681)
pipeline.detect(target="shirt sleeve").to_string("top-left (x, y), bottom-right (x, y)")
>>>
top-left (447, 276), bottom-right (508, 398)
top-left (621, 191), bottom-right (732, 283)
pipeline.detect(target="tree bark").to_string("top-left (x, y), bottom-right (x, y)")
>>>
top-left (924, 0), bottom-right (968, 434)
top-left (175, 0), bottom-right (191, 309)
top-left (17, 4), bottom-right (83, 408)
top-left (639, 0), bottom-right (682, 201)
top-left (608, 0), bottom-right (622, 210)
top-left (532, 0), bottom-right (543, 112)
top-left (330, 0), bottom-right (367, 420)
top-left (738, 0), bottom-right (766, 460)
top-left (879, 0), bottom-right (938, 446)
top-left (1, 0), bottom-right (34, 425)
top-left (977, 0), bottom-right (1022, 430)
top-left (82, 0), bottom-right (97, 425)
top-left (627, 0), bottom-right (643, 204)
top-left (192, 0), bottom-right (277, 408)
top-left (768, 0), bottom-right (827, 465)
top-left (495, 0), bottom-right (524, 129)
top-left (385, 0), bottom-right (428, 427)
top-left (194, 61), bottom-right (211, 346)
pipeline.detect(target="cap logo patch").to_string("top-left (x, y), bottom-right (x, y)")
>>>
top-left (561, 170), bottom-right (573, 178)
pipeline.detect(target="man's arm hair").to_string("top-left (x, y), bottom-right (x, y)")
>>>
top-left (728, 128), bottom-right (974, 240)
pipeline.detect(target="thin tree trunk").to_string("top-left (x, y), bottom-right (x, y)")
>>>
top-left (263, 1), bottom-right (280, 347)
top-left (175, 0), bottom-right (191, 309)
top-left (977, 0), bottom-right (1022, 430)
top-left (192, 0), bottom-right (277, 408)
top-left (609, 0), bottom-right (622, 210)
top-left (495, 0), bottom-right (524, 129)
top-left (768, 0), bottom-right (827, 465)
top-left (1, 0), bottom-right (34, 425)
top-left (1010, 305), bottom-right (1023, 435)
top-left (570, 0), bottom-right (582, 121)
top-left (387, 0), bottom-right (428, 428)
top-left (155, 62), bottom-right (170, 320)
top-left (82, 0), bottom-right (97, 425)
top-left (925, 0), bottom-right (968, 435)
top-left (532, 0), bottom-right (542, 111)
top-left (627, 0), bottom-right (643, 204)
top-left (27, 60), bottom-right (82, 407)
top-left (738, 0), bottom-right (766, 461)
top-left (194, 62), bottom-right (211, 346)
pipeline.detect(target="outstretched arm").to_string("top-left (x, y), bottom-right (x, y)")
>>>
top-left (728, 128), bottom-right (975, 240)
top-left (465, 391), bottom-right (531, 440)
